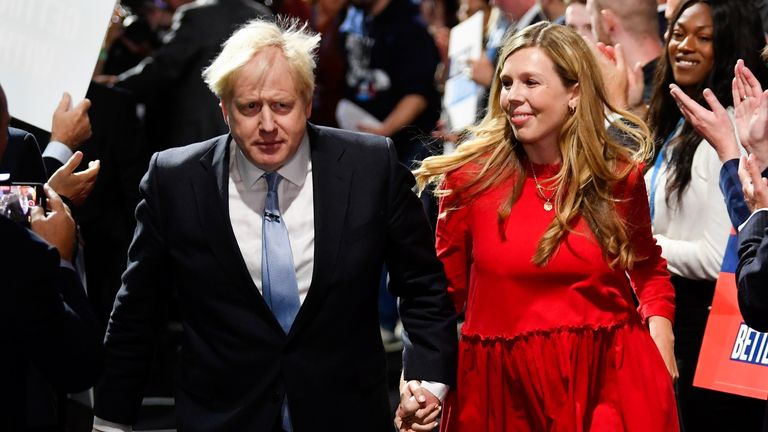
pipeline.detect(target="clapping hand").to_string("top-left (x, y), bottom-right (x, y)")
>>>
top-left (669, 84), bottom-right (740, 162)
top-left (738, 154), bottom-right (768, 212)
top-left (733, 59), bottom-right (768, 172)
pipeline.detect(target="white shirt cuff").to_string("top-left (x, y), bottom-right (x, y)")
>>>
top-left (42, 141), bottom-right (74, 165)
top-left (738, 208), bottom-right (768, 232)
top-left (420, 380), bottom-right (449, 403)
top-left (92, 416), bottom-right (132, 432)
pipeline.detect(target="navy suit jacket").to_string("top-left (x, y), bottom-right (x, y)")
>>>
top-left (95, 124), bottom-right (458, 431)
top-left (737, 210), bottom-right (768, 331)
top-left (0, 127), bottom-right (47, 182)
top-left (0, 216), bottom-right (103, 430)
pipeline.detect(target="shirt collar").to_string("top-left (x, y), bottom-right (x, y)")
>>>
top-left (235, 133), bottom-right (311, 189)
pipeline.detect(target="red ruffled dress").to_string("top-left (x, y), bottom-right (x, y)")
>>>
top-left (437, 162), bottom-right (679, 432)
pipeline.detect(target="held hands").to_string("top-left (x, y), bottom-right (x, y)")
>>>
top-left (591, 42), bottom-right (644, 112)
top-left (738, 154), bottom-right (768, 212)
top-left (48, 151), bottom-right (100, 207)
top-left (395, 380), bottom-right (441, 432)
top-left (30, 184), bottom-right (76, 262)
top-left (648, 315), bottom-right (679, 383)
top-left (51, 92), bottom-right (92, 150)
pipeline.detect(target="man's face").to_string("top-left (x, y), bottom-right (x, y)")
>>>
top-left (220, 48), bottom-right (311, 172)
top-left (494, 0), bottom-right (535, 22)
top-left (586, 0), bottom-right (611, 44)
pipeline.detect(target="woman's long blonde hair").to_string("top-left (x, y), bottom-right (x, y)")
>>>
top-left (415, 22), bottom-right (653, 269)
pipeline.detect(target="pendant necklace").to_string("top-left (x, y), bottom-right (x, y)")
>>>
top-left (529, 160), bottom-right (557, 212)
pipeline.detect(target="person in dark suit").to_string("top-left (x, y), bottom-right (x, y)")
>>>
top-left (0, 84), bottom-right (103, 431)
top-left (736, 153), bottom-right (768, 332)
top-left (93, 18), bottom-right (458, 432)
top-left (96, 0), bottom-right (272, 151)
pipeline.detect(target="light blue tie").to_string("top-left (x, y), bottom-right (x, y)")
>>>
top-left (261, 172), bottom-right (299, 432)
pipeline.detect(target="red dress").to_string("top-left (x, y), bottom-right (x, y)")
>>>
top-left (437, 162), bottom-right (679, 432)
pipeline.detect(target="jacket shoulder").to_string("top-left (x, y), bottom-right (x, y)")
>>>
top-left (153, 134), bottom-right (226, 170)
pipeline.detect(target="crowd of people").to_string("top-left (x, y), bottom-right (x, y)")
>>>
top-left (6, 0), bottom-right (768, 431)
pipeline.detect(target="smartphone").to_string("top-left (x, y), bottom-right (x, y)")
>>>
top-left (0, 183), bottom-right (46, 226)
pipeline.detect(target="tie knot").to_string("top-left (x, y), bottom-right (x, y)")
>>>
top-left (264, 172), bottom-right (282, 192)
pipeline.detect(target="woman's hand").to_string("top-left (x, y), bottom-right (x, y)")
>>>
top-left (669, 84), bottom-right (740, 162)
top-left (733, 59), bottom-right (768, 172)
top-left (395, 380), bottom-right (441, 432)
top-left (648, 315), bottom-right (679, 383)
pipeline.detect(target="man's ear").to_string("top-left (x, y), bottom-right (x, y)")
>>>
top-left (220, 101), bottom-right (230, 127)
top-left (304, 97), bottom-right (312, 119)
top-left (600, 9), bottom-right (618, 35)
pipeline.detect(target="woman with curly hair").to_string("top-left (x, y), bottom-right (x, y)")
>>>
top-left (409, 22), bottom-right (678, 432)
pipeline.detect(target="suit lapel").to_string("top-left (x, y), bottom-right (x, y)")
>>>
top-left (194, 135), bottom-right (283, 332)
top-left (289, 124), bottom-right (353, 336)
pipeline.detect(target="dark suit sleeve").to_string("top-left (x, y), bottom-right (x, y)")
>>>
top-left (95, 152), bottom-right (173, 424)
top-left (1, 129), bottom-right (47, 182)
top-left (719, 158), bottom-right (751, 228)
top-left (116, 7), bottom-right (203, 96)
top-left (2, 216), bottom-right (102, 392)
top-left (736, 210), bottom-right (768, 331)
top-left (43, 155), bottom-right (64, 179)
top-left (383, 138), bottom-right (458, 386)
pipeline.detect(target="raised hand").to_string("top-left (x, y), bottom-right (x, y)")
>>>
top-left (51, 92), bottom-right (92, 150)
top-left (47, 151), bottom-right (100, 206)
top-left (733, 59), bottom-right (768, 172)
top-left (669, 84), bottom-right (739, 162)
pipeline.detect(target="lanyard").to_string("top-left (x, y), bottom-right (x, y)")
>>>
top-left (649, 117), bottom-right (684, 222)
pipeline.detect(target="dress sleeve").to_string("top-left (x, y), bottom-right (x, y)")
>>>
top-left (623, 167), bottom-right (676, 323)
top-left (435, 171), bottom-right (472, 314)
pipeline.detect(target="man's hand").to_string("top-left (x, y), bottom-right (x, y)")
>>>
top-left (739, 154), bottom-right (768, 212)
top-left (30, 184), bottom-right (76, 262)
top-left (48, 151), bottom-right (100, 206)
top-left (50, 92), bottom-right (92, 150)
top-left (467, 55), bottom-right (494, 88)
top-left (394, 380), bottom-right (441, 432)
top-left (592, 42), bottom-right (630, 110)
top-left (648, 315), bottom-right (679, 383)
top-left (669, 84), bottom-right (740, 163)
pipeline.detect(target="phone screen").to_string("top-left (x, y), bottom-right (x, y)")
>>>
top-left (0, 183), bottom-right (45, 226)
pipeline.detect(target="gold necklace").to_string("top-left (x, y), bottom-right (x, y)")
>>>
top-left (529, 160), bottom-right (557, 212)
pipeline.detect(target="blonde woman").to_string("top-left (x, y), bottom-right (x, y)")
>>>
top-left (413, 22), bottom-right (678, 431)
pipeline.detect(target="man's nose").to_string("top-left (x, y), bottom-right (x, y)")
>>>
top-left (260, 107), bottom-right (276, 132)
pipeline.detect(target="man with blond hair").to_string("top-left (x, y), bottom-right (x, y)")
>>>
top-left (93, 18), bottom-right (457, 432)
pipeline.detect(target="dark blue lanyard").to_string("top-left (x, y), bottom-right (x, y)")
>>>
top-left (649, 117), bottom-right (685, 221)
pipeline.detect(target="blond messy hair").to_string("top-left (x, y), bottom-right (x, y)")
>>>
top-left (202, 16), bottom-right (321, 103)
top-left (415, 22), bottom-right (653, 269)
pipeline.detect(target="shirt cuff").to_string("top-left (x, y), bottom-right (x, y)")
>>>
top-left (42, 141), bottom-right (74, 165)
top-left (739, 208), bottom-right (768, 232)
top-left (420, 381), bottom-right (449, 403)
top-left (93, 417), bottom-right (132, 432)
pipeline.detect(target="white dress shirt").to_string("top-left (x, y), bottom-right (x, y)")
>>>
top-left (229, 134), bottom-right (315, 302)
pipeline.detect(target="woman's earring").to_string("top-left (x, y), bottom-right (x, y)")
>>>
top-left (568, 103), bottom-right (576, 115)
